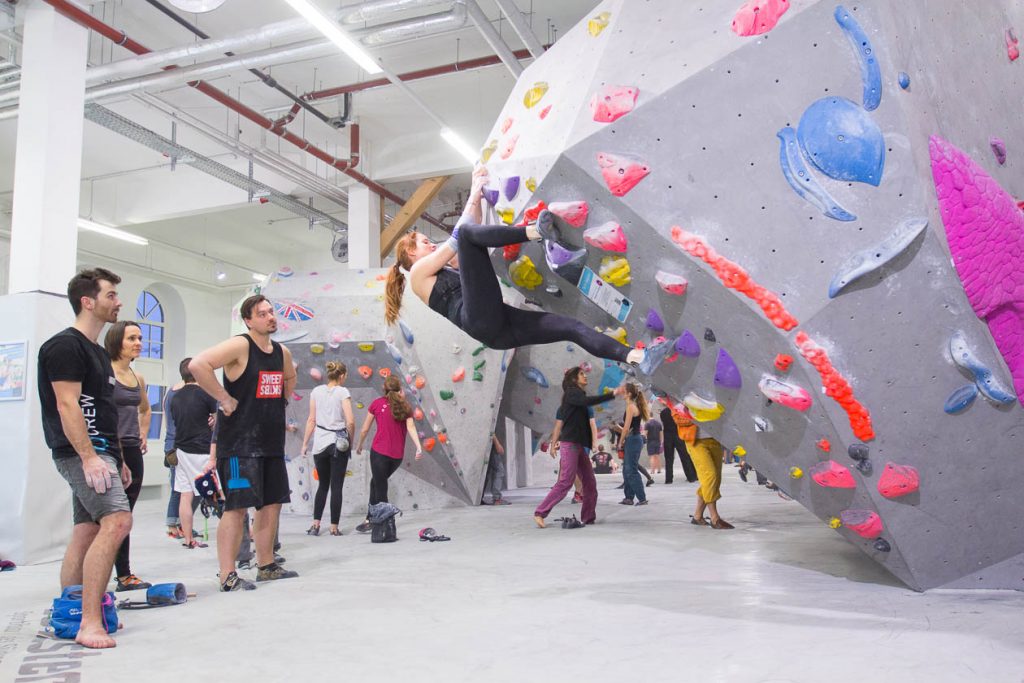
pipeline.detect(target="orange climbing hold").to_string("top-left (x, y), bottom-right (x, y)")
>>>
top-left (795, 332), bottom-right (875, 441)
top-left (438, 433), bottom-right (449, 444)
top-left (816, 438), bottom-right (832, 452)
top-left (357, 365), bottom-right (372, 380)
top-left (413, 407), bottom-right (424, 421)
top-left (378, 367), bottom-right (391, 378)
top-left (774, 354), bottom-right (794, 371)
top-left (414, 375), bottom-right (426, 390)
top-left (423, 437), bottom-right (436, 452)
top-left (452, 367), bottom-right (466, 382)
top-left (670, 227), bottom-right (799, 331)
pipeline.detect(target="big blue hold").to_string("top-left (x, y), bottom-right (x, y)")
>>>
top-left (834, 5), bottom-right (882, 111)
top-left (521, 366), bottom-right (549, 388)
top-left (777, 127), bottom-right (857, 221)
top-left (797, 97), bottom-right (885, 186)
top-left (943, 384), bottom-right (979, 414)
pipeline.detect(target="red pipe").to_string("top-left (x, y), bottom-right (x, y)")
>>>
top-left (42, 0), bottom-right (439, 228)
top-left (304, 47), bottom-right (545, 101)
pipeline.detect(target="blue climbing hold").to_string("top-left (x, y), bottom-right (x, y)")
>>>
top-left (596, 360), bottom-right (625, 396)
top-left (943, 384), bottom-right (979, 414)
top-left (675, 330), bottom-right (701, 358)
top-left (398, 319), bottom-right (414, 344)
top-left (898, 71), bottom-right (910, 89)
top-left (502, 176), bottom-right (520, 201)
top-left (521, 366), bottom-right (549, 388)
top-left (714, 348), bottom-right (742, 389)
top-left (834, 5), bottom-right (882, 111)
top-left (501, 350), bottom-right (510, 372)
top-left (797, 97), bottom-right (885, 186)
top-left (386, 343), bottom-right (402, 366)
top-left (948, 331), bottom-right (1017, 404)
top-left (828, 218), bottom-right (928, 298)
top-left (646, 308), bottom-right (665, 334)
top-left (777, 127), bottom-right (857, 221)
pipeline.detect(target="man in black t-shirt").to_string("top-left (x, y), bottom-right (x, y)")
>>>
top-left (591, 446), bottom-right (615, 474)
top-left (169, 358), bottom-right (218, 549)
top-left (37, 268), bottom-right (132, 650)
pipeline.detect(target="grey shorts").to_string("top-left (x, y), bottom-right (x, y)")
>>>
top-left (53, 454), bottom-right (131, 525)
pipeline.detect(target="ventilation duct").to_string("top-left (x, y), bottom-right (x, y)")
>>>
top-left (361, 3), bottom-right (467, 45)
top-left (341, 0), bottom-right (454, 25)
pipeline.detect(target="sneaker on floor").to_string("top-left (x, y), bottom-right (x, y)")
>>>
top-left (237, 559), bottom-right (252, 571)
top-left (635, 500), bottom-right (649, 506)
top-left (220, 571), bottom-right (256, 592)
top-left (273, 553), bottom-right (287, 565)
top-left (355, 521), bottom-right (372, 533)
top-left (182, 539), bottom-right (208, 549)
top-left (256, 563), bottom-right (299, 582)
top-left (646, 479), bottom-right (654, 487)
top-left (571, 492), bottom-right (583, 504)
top-left (493, 498), bottom-right (511, 506)
top-left (115, 575), bottom-right (152, 592)
top-left (619, 499), bottom-right (634, 506)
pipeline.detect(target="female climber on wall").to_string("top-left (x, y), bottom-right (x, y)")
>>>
top-left (384, 165), bottom-right (651, 369)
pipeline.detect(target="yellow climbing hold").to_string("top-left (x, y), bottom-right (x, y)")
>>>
top-left (789, 466), bottom-right (804, 479)
top-left (602, 326), bottom-right (629, 346)
top-left (310, 344), bottom-right (325, 354)
top-left (355, 402), bottom-right (365, 410)
top-left (732, 445), bottom-right (747, 458)
top-left (480, 139), bottom-right (498, 163)
top-left (508, 255), bottom-right (543, 290)
top-left (525, 177), bottom-right (537, 192)
top-left (358, 342), bottom-right (375, 352)
top-left (599, 255), bottom-right (631, 286)
top-left (682, 392), bottom-right (725, 422)
top-left (588, 11), bottom-right (610, 36)
top-left (828, 517), bottom-right (843, 529)
top-left (523, 81), bottom-right (549, 109)
top-left (497, 207), bottom-right (516, 225)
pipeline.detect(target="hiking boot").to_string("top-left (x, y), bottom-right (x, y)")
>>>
top-left (115, 575), bottom-right (152, 592)
top-left (220, 571), bottom-right (256, 592)
top-left (256, 563), bottom-right (299, 582)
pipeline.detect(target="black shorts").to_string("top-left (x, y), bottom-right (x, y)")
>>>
top-left (216, 456), bottom-right (290, 511)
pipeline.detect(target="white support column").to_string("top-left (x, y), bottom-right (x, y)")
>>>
top-left (8, 1), bottom-right (88, 295)
top-left (347, 184), bottom-right (381, 269)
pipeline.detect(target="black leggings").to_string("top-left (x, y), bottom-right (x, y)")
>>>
top-left (453, 223), bottom-right (630, 362)
top-left (115, 443), bottom-right (144, 578)
top-left (313, 445), bottom-right (350, 526)
top-left (369, 449), bottom-right (403, 508)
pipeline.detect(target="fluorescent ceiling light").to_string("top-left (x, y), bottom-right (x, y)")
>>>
top-left (168, 0), bottom-right (227, 12)
top-left (440, 127), bottom-right (478, 164)
top-left (281, 0), bottom-right (383, 74)
top-left (252, 272), bottom-right (267, 281)
top-left (77, 219), bottom-right (149, 246)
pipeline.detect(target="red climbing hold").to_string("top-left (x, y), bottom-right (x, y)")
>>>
top-left (810, 460), bottom-right (856, 489)
top-left (503, 243), bottom-right (522, 261)
top-left (597, 152), bottom-right (650, 197)
top-left (795, 332), bottom-right (875, 441)
top-left (731, 0), bottom-right (790, 37)
top-left (877, 462), bottom-right (919, 498)
top-left (774, 354), bottom-right (794, 371)
top-left (423, 437), bottom-right (436, 452)
top-left (670, 227), bottom-right (799, 331)
top-left (1007, 28), bottom-right (1020, 62)
top-left (839, 509), bottom-right (884, 539)
top-left (816, 438), bottom-right (831, 453)
top-left (590, 85), bottom-right (639, 123)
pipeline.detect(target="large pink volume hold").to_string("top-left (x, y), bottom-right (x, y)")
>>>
top-left (731, 0), bottom-right (790, 37)
top-left (590, 85), bottom-right (639, 123)
top-left (929, 135), bottom-right (1024, 406)
top-left (597, 152), bottom-right (650, 197)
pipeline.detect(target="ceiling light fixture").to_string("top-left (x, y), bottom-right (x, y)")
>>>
top-left (281, 0), bottom-right (383, 74)
top-left (168, 0), bottom-right (228, 12)
top-left (252, 272), bottom-right (268, 282)
top-left (440, 127), bottom-right (479, 163)
top-left (214, 262), bottom-right (227, 281)
top-left (77, 219), bottom-right (149, 246)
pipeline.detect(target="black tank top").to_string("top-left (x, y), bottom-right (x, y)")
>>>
top-left (626, 411), bottom-right (642, 435)
top-left (217, 334), bottom-right (286, 458)
top-left (427, 268), bottom-right (463, 326)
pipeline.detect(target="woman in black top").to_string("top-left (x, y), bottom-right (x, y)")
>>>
top-left (533, 367), bottom-right (624, 527)
top-left (617, 383), bottom-right (651, 505)
top-left (384, 166), bottom-right (649, 367)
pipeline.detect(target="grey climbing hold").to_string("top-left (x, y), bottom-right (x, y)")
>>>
top-left (828, 218), bottom-right (928, 298)
top-left (704, 328), bottom-right (717, 343)
top-left (848, 443), bottom-right (869, 461)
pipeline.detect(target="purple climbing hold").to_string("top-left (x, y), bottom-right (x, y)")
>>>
top-left (675, 330), bottom-right (701, 358)
top-left (646, 308), bottom-right (665, 334)
top-left (990, 137), bottom-right (1007, 166)
top-left (502, 176), bottom-right (521, 201)
top-left (483, 188), bottom-right (499, 207)
top-left (714, 348), bottom-right (742, 389)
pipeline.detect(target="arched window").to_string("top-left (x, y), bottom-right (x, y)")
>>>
top-left (135, 290), bottom-right (164, 360)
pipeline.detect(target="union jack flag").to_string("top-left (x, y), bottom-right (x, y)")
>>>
top-left (274, 301), bottom-right (315, 321)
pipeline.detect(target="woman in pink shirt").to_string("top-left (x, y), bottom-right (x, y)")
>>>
top-left (354, 375), bottom-right (422, 533)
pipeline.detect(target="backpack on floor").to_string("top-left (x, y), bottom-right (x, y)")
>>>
top-left (49, 585), bottom-right (119, 639)
top-left (371, 516), bottom-right (398, 543)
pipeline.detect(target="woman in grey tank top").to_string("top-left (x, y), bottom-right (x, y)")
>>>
top-left (105, 321), bottom-right (153, 592)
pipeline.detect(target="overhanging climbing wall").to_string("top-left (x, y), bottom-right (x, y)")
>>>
top-left (480, 0), bottom-right (1024, 590)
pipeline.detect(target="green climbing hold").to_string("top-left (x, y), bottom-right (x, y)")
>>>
top-left (440, 389), bottom-right (455, 400)
top-left (473, 371), bottom-right (484, 382)
top-left (472, 345), bottom-right (487, 356)
top-left (474, 359), bottom-right (486, 371)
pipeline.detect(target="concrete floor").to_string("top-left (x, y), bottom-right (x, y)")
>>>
top-left (2, 471), bottom-right (1022, 682)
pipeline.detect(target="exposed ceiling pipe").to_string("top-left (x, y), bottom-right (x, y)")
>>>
top-left (303, 46), bottom-right (541, 101)
top-left (341, 0), bottom-right (453, 25)
top-left (491, 0), bottom-right (545, 59)
top-left (362, 4), bottom-right (466, 45)
top-left (462, 0), bottom-right (522, 77)
top-left (37, 0), bottom-right (446, 230)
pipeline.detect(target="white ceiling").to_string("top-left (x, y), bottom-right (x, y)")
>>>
top-left (0, 0), bottom-right (603, 287)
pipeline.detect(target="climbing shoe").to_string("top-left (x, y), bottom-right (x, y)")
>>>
top-left (256, 563), bottom-right (299, 582)
top-left (220, 571), bottom-right (256, 592)
top-left (535, 209), bottom-right (562, 243)
top-left (115, 575), bottom-right (152, 592)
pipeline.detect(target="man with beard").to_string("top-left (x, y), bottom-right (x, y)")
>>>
top-left (190, 295), bottom-right (297, 591)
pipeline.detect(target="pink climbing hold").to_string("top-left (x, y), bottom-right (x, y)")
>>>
top-left (929, 135), bottom-right (1024, 406)
top-left (655, 270), bottom-right (688, 295)
top-left (584, 221), bottom-right (629, 252)
top-left (597, 152), bottom-right (650, 197)
top-left (547, 201), bottom-right (589, 227)
top-left (758, 375), bottom-right (812, 411)
top-left (1006, 28), bottom-right (1020, 62)
top-left (810, 460), bottom-right (857, 489)
top-left (501, 117), bottom-right (514, 134)
top-left (309, 367), bottom-right (322, 381)
top-left (839, 509), bottom-right (884, 539)
top-left (590, 85), bottom-right (639, 123)
top-left (539, 105), bottom-right (552, 120)
top-left (731, 0), bottom-right (790, 37)
top-left (452, 367), bottom-right (466, 383)
top-left (499, 134), bottom-right (519, 160)
top-left (877, 462), bottom-right (920, 498)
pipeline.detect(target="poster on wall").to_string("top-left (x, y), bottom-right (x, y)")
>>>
top-left (0, 341), bottom-right (27, 402)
